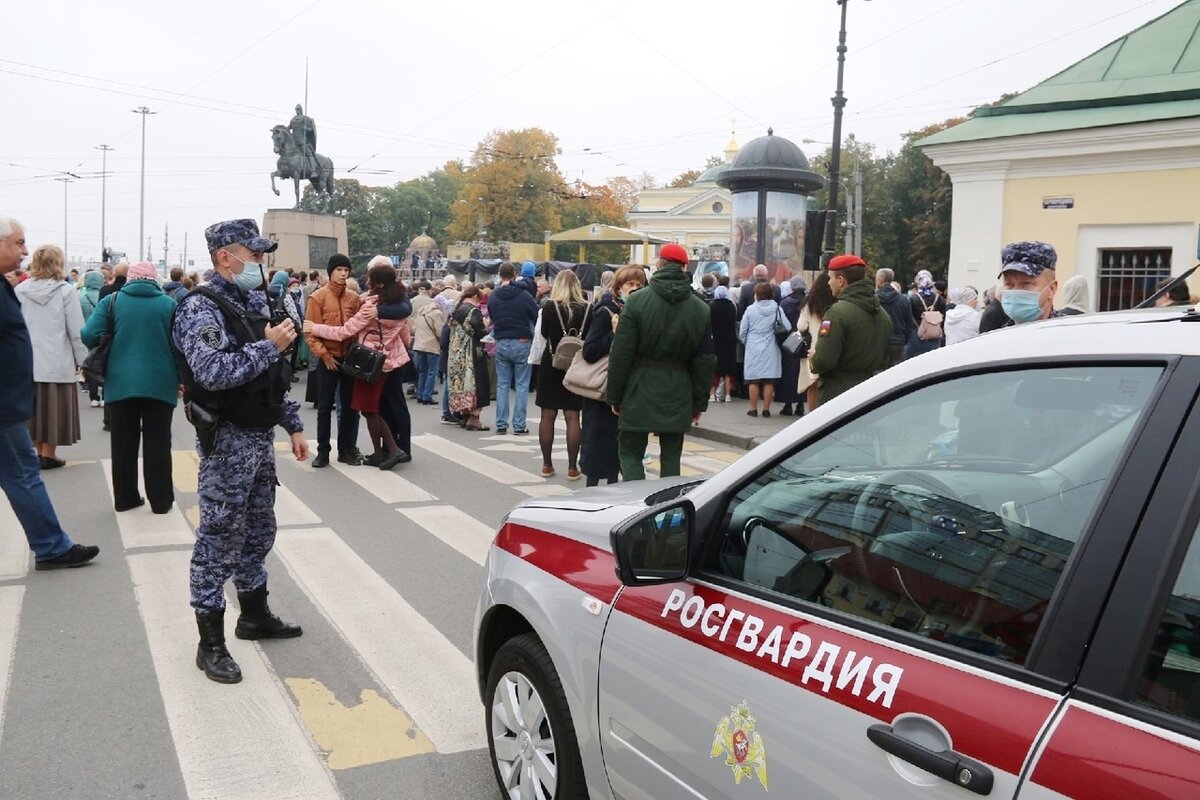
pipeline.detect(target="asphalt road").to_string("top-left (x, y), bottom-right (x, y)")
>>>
top-left (0, 374), bottom-right (746, 800)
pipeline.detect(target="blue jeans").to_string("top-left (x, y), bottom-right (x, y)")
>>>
top-left (494, 338), bottom-right (532, 431)
top-left (0, 421), bottom-right (73, 560)
top-left (413, 351), bottom-right (438, 402)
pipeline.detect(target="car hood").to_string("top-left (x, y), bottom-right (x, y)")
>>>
top-left (507, 475), bottom-right (702, 554)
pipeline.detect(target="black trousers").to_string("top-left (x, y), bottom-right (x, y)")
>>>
top-left (107, 397), bottom-right (174, 513)
top-left (314, 362), bottom-right (361, 456)
top-left (379, 370), bottom-right (412, 455)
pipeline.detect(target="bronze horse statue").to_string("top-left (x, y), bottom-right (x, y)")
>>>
top-left (271, 125), bottom-right (335, 208)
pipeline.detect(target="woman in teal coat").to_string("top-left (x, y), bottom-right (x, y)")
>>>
top-left (82, 262), bottom-right (179, 513)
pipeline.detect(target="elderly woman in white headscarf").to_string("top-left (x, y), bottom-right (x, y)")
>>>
top-left (906, 268), bottom-right (947, 358)
top-left (1056, 275), bottom-right (1091, 315)
top-left (944, 286), bottom-right (982, 345)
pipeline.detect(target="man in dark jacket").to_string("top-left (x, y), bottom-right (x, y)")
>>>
top-left (608, 243), bottom-right (715, 480)
top-left (0, 216), bottom-right (99, 570)
top-left (875, 267), bottom-right (913, 369)
top-left (99, 261), bottom-right (128, 299)
top-left (489, 261), bottom-right (539, 434)
top-left (736, 263), bottom-right (780, 320)
top-left (810, 255), bottom-right (891, 404)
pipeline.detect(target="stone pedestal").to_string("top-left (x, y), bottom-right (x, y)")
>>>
top-left (262, 210), bottom-right (348, 272)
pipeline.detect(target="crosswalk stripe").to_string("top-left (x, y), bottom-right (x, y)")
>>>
top-left (275, 484), bottom-right (322, 527)
top-left (0, 586), bottom-right (24, 749)
top-left (0, 501), bottom-right (29, 580)
top-left (100, 460), bottom-right (195, 548)
top-left (411, 434), bottom-right (542, 485)
top-left (127, 550), bottom-right (339, 800)
top-left (512, 483), bottom-right (575, 497)
top-left (396, 506), bottom-right (495, 566)
top-left (274, 528), bottom-right (483, 754)
top-left (322, 460), bottom-right (437, 504)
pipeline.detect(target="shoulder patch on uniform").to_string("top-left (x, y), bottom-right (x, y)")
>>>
top-left (819, 319), bottom-right (832, 336)
top-left (200, 326), bottom-right (226, 348)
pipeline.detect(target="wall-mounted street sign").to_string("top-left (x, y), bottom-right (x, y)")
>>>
top-left (1042, 196), bottom-right (1075, 210)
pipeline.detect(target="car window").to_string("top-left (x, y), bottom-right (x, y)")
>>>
top-left (1135, 523), bottom-right (1200, 724)
top-left (705, 366), bottom-right (1163, 666)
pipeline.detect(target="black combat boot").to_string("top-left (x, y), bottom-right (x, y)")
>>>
top-left (234, 585), bottom-right (303, 640)
top-left (196, 610), bottom-right (242, 684)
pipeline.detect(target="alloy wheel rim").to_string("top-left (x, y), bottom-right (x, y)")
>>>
top-left (491, 671), bottom-right (558, 800)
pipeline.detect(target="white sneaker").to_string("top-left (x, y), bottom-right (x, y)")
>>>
top-left (89, 400), bottom-right (100, 408)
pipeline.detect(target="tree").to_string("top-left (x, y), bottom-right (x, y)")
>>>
top-left (448, 128), bottom-right (564, 243)
top-left (668, 169), bottom-right (702, 188)
top-left (555, 181), bottom-right (630, 263)
top-left (606, 176), bottom-right (640, 212)
top-left (885, 118), bottom-right (964, 286)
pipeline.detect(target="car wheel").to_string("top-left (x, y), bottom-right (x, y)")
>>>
top-left (485, 632), bottom-right (587, 800)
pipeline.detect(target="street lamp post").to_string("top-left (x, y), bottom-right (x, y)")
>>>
top-left (96, 144), bottom-right (114, 261)
top-left (54, 177), bottom-right (72, 262)
top-left (132, 107), bottom-right (156, 260)
top-left (821, 0), bottom-right (870, 267)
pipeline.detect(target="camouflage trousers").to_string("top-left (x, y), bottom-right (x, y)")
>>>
top-left (190, 423), bottom-right (278, 613)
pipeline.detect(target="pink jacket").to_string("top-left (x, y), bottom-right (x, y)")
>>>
top-left (310, 295), bottom-right (412, 372)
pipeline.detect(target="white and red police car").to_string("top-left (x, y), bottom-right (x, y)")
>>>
top-left (474, 307), bottom-right (1200, 799)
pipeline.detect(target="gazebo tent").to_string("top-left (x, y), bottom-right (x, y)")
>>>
top-left (545, 223), bottom-right (671, 264)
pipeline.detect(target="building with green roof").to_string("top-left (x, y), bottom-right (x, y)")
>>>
top-left (919, 0), bottom-right (1200, 309)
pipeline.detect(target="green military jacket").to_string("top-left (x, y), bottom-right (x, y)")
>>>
top-left (809, 278), bottom-right (891, 404)
top-left (607, 265), bottom-right (715, 433)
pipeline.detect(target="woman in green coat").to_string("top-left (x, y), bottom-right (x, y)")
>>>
top-left (81, 262), bottom-right (179, 513)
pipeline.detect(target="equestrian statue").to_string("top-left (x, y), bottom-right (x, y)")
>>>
top-left (271, 103), bottom-right (335, 208)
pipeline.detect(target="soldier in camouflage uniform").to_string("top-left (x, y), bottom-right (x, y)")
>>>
top-left (171, 219), bottom-right (310, 684)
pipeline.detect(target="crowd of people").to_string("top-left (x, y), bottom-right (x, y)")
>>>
top-left (5, 210), bottom-right (1198, 684)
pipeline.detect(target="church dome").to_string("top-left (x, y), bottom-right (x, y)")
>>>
top-left (694, 162), bottom-right (729, 185)
top-left (409, 232), bottom-right (437, 251)
top-left (717, 128), bottom-right (825, 194)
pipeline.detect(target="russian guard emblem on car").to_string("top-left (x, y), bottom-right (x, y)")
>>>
top-left (711, 701), bottom-right (769, 790)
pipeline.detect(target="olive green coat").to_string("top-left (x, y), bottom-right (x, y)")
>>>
top-left (809, 278), bottom-right (891, 404)
top-left (607, 265), bottom-right (715, 433)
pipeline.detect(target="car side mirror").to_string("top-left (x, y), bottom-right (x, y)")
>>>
top-left (610, 499), bottom-right (694, 586)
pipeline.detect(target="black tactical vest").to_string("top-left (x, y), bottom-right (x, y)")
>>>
top-left (172, 287), bottom-right (292, 429)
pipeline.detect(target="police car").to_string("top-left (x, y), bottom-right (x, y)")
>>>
top-left (474, 307), bottom-right (1200, 799)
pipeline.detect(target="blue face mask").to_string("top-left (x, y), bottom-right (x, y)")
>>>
top-left (228, 255), bottom-right (266, 294)
top-left (1001, 288), bottom-right (1044, 323)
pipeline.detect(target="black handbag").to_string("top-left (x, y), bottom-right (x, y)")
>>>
top-left (81, 294), bottom-right (116, 384)
top-left (340, 321), bottom-right (386, 383)
top-left (773, 307), bottom-right (791, 345)
top-left (782, 329), bottom-right (811, 358)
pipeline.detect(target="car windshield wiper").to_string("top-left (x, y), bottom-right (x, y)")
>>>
top-left (1137, 262), bottom-right (1199, 308)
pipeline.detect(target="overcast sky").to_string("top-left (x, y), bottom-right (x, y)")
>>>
top-left (4, 0), bottom-right (1182, 266)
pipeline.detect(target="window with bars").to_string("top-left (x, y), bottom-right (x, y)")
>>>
top-left (1097, 248), bottom-right (1172, 311)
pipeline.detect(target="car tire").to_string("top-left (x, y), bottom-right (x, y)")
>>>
top-left (485, 632), bottom-right (587, 800)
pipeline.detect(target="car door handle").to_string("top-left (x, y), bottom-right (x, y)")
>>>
top-left (867, 723), bottom-right (994, 795)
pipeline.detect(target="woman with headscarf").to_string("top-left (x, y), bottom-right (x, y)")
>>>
top-left (906, 269), bottom-right (947, 358)
top-left (944, 286), bottom-right (983, 345)
top-left (709, 284), bottom-right (738, 402)
top-left (798, 272), bottom-right (835, 412)
top-left (16, 245), bottom-right (88, 469)
top-left (79, 270), bottom-right (105, 408)
top-left (82, 261), bottom-right (179, 511)
top-left (775, 275), bottom-right (807, 416)
top-left (1057, 274), bottom-right (1092, 315)
top-left (739, 282), bottom-right (784, 417)
top-left (447, 285), bottom-right (491, 431)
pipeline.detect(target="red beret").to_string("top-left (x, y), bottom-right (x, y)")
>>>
top-left (828, 254), bottom-right (867, 271)
top-left (658, 243), bottom-right (690, 265)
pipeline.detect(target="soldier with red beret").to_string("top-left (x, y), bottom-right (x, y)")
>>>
top-left (809, 255), bottom-right (891, 404)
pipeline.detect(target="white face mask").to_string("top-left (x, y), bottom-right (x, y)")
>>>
top-left (226, 253), bottom-right (265, 293)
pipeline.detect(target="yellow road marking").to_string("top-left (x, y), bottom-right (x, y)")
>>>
top-left (172, 450), bottom-right (200, 493)
top-left (681, 440), bottom-right (712, 453)
top-left (285, 678), bottom-right (435, 769)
